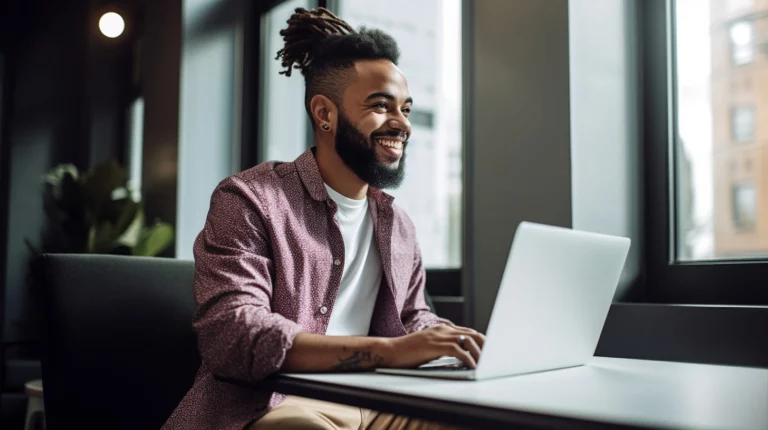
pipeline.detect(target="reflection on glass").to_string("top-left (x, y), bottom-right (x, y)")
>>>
top-left (675, 0), bottom-right (768, 260)
top-left (337, 0), bottom-right (463, 268)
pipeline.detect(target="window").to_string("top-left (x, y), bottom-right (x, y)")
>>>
top-left (730, 22), bottom-right (753, 65)
top-left (643, 0), bottom-right (768, 305)
top-left (259, 0), bottom-right (312, 164)
top-left (254, 0), bottom-right (465, 296)
top-left (731, 106), bottom-right (755, 143)
top-left (334, 0), bottom-right (464, 269)
top-left (727, 0), bottom-right (754, 13)
top-left (126, 97), bottom-right (145, 202)
top-left (674, 0), bottom-right (766, 262)
top-left (732, 184), bottom-right (756, 229)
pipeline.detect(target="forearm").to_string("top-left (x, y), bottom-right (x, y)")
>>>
top-left (281, 332), bottom-right (393, 373)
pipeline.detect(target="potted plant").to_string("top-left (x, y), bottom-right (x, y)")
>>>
top-left (27, 159), bottom-right (174, 257)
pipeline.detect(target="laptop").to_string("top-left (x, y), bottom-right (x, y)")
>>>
top-left (376, 222), bottom-right (631, 380)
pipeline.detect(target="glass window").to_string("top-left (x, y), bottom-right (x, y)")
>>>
top-left (727, 0), bottom-right (754, 13)
top-left (126, 97), bottom-right (145, 202)
top-left (336, 0), bottom-right (463, 269)
top-left (259, 0), bottom-right (312, 163)
top-left (674, 0), bottom-right (768, 261)
top-left (730, 22), bottom-right (753, 65)
top-left (731, 105), bottom-right (755, 143)
top-left (732, 183), bottom-right (757, 229)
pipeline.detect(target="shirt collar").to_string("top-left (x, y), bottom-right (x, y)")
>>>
top-left (295, 148), bottom-right (395, 206)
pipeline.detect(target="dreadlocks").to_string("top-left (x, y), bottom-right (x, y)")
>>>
top-left (275, 7), bottom-right (355, 76)
top-left (275, 7), bottom-right (401, 127)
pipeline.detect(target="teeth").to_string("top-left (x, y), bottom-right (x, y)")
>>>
top-left (376, 139), bottom-right (403, 150)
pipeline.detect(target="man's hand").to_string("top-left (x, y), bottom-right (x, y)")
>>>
top-left (383, 324), bottom-right (485, 369)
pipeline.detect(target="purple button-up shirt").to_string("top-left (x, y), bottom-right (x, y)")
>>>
top-left (163, 149), bottom-right (446, 430)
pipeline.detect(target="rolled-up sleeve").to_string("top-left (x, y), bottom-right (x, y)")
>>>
top-left (401, 241), bottom-right (452, 333)
top-left (192, 176), bottom-right (302, 382)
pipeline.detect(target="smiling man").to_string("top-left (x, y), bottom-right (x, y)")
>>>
top-left (163, 7), bottom-right (482, 430)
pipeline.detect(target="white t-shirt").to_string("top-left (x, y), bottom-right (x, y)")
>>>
top-left (323, 184), bottom-right (383, 336)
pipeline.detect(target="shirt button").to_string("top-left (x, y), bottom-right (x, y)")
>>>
top-left (320, 306), bottom-right (328, 315)
top-left (333, 259), bottom-right (341, 266)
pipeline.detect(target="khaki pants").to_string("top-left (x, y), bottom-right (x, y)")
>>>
top-left (248, 395), bottom-right (463, 430)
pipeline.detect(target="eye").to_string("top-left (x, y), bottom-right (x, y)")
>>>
top-left (402, 107), bottom-right (412, 115)
top-left (372, 102), bottom-right (388, 110)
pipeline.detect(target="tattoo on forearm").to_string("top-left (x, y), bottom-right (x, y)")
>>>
top-left (331, 346), bottom-right (385, 372)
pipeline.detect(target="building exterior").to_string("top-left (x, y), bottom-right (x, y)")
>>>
top-left (710, 0), bottom-right (768, 257)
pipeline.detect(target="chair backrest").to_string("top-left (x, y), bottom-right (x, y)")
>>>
top-left (39, 254), bottom-right (200, 429)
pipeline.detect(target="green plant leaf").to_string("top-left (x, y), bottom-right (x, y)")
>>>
top-left (81, 160), bottom-right (126, 223)
top-left (113, 199), bottom-right (140, 238)
top-left (132, 222), bottom-right (174, 257)
top-left (117, 208), bottom-right (145, 248)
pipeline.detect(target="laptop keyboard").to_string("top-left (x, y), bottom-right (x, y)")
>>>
top-left (418, 362), bottom-right (471, 371)
top-left (417, 356), bottom-right (471, 371)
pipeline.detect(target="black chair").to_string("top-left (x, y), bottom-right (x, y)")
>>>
top-left (38, 254), bottom-right (200, 429)
top-left (38, 253), bottom-right (440, 428)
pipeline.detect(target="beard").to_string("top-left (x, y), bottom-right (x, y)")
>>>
top-left (334, 110), bottom-right (406, 190)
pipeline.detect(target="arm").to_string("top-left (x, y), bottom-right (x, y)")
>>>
top-left (281, 334), bottom-right (389, 372)
top-left (192, 177), bottom-right (302, 382)
top-left (283, 327), bottom-right (486, 371)
top-left (282, 236), bottom-right (486, 372)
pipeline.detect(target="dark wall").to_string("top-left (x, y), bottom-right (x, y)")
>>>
top-left (468, 0), bottom-right (572, 332)
top-left (140, 0), bottom-right (182, 245)
top-left (85, 2), bottom-right (135, 167)
top-left (2, 0), bottom-right (90, 349)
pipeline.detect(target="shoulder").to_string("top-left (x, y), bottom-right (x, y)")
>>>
top-left (230, 160), bottom-right (298, 191)
top-left (212, 159), bottom-right (301, 203)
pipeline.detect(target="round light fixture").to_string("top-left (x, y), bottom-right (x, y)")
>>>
top-left (99, 12), bottom-right (125, 39)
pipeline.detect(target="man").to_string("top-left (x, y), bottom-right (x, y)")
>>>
top-left (164, 7), bottom-right (483, 430)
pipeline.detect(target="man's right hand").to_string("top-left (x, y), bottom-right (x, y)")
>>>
top-left (382, 324), bottom-right (485, 369)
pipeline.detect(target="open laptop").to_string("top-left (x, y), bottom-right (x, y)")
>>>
top-left (376, 222), bottom-right (631, 380)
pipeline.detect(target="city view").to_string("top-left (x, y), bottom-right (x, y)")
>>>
top-left (676, 0), bottom-right (768, 260)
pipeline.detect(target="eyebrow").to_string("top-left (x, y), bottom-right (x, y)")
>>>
top-left (364, 92), bottom-right (413, 105)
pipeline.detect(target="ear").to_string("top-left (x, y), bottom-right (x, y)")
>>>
top-left (309, 94), bottom-right (338, 131)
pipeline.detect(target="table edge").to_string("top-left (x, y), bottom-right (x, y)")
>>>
top-left (265, 374), bottom-right (659, 430)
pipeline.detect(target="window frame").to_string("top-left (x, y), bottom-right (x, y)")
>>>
top-left (731, 183), bottom-right (757, 231)
top-left (731, 105), bottom-right (755, 143)
top-left (642, 0), bottom-right (768, 305)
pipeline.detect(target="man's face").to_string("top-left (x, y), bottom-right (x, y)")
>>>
top-left (334, 59), bottom-right (412, 189)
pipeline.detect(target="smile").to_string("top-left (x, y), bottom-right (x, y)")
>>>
top-left (375, 138), bottom-right (404, 150)
top-left (375, 138), bottom-right (404, 159)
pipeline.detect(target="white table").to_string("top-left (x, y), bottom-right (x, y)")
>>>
top-left (272, 357), bottom-right (768, 430)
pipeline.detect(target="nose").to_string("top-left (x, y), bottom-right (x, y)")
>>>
top-left (388, 110), bottom-right (411, 135)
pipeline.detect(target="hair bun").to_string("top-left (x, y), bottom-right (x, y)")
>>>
top-left (276, 7), bottom-right (355, 77)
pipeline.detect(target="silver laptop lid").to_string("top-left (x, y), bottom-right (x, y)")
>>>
top-left (475, 222), bottom-right (630, 380)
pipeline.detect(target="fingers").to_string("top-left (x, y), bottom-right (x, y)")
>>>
top-left (458, 334), bottom-right (481, 363)
top-left (464, 330), bottom-right (485, 350)
top-left (443, 343), bottom-right (477, 369)
top-left (439, 324), bottom-right (486, 350)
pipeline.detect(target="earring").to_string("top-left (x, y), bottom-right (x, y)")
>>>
top-left (321, 123), bottom-right (330, 131)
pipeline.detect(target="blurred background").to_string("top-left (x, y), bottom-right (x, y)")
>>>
top-left (2, 0), bottom-right (768, 427)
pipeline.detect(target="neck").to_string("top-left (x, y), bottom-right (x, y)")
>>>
top-left (314, 137), bottom-right (369, 200)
